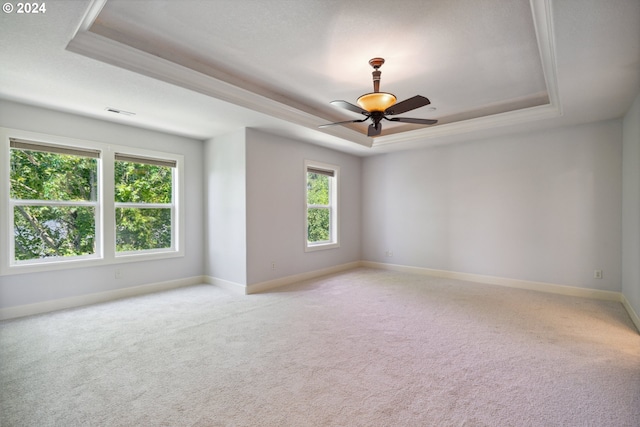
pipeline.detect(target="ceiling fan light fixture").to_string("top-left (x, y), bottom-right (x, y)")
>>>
top-left (357, 92), bottom-right (397, 112)
top-left (320, 58), bottom-right (437, 136)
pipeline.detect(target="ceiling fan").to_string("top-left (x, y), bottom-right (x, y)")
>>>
top-left (320, 58), bottom-right (437, 137)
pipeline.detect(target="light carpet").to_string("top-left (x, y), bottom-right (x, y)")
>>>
top-left (1, 268), bottom-right (639, 426)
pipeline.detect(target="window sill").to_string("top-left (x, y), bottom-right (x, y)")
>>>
top-left (1, 250), bottom-right (183, 276)
top-left (305, 242), bottom-right (340, 252)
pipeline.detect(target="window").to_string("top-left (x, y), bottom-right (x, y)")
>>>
top-left (305, 160), bottom-right (339, 251)
top-left (1, 128), bottom-right (184, 274)
top-left (9, 139), bottom-right (100, 263)
top-left (114, 154), bottom-right (176, 254)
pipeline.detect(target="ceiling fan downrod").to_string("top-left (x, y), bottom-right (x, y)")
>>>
top-left (369, 57), bottom-right (385, 93)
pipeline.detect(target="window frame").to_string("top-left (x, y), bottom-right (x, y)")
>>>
top-left (1, 127), bottom-right (184, 275)
top-left (114, 153), bottom-right (177, 257)
top-left (9, 139), bottom-right (102, 265)
top-left (304, 160), bottom-right (339, 252)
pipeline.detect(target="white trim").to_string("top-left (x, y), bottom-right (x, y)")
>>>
top-left (530, 0), bottom-right (561, 109)
top-left (2, 262), bottom-right (637, 336)
top-left (204, 276), bottom-right (247, 295)
top-left (1, 127), bottom-right (184, 275)
top-left (6, 132), bottom-right (103, 267)
top-left (12, 200), bottom-right (98, 207)
top-left (363, 261), bottom-right (638, 335)
top-left (65, 18), bottom-right (373, 148)
top-left (247, 261), bottom-right (360, 294)
top-left (0, 275), bottom-right (204, 320)
top-left (304, 160), bottom-right (340, 252)
top-left (371, 0), bottom-right (561, 148)
top-left (73, 0), bottom-right (107, 33)
top-left (621, 293), bottom-right (640, 333)
top-left (361, 261), bottom-right (622, 302)
top-left (305, 241), bottom-right (340, 252)
top-left (10, 201), bottom-right (101, 264)
top-left (66, 1), bottom-right (559, 150)
top-left (115, 202), bottom-right (171, 209)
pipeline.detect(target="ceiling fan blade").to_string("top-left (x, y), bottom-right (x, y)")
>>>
top-left (330, 100), bottom-right (368, 115)
top-left (386, 117), bottom-right (438, 125)
top-left (385, 95), bottom-right (431, 115)
top-left (319, 118), bottom-right (369, 128)
top-left (367, 123), bottom-right (382, 137)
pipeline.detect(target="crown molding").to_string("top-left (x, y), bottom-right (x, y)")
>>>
top-left (66, 1), bottom-right (373, 148)
top-left (373, 0), bottom-right (560, 147)
top-left (67, 0), bottom-right (558, 151)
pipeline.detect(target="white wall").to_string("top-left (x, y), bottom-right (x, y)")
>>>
top-left (622, 92), bottom-right (640, 317)
top-left (0, 101), bottom-right (204, 308)
top-left (0, 99), bottom-right (632, 315)
top-left (203, 129), bottom-right (247, 285)
top-left (245, 128), bottom-right (361, 284)
top-left (363, 120), bottom-right (623, 291)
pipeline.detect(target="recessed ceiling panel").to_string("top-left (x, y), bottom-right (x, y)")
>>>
top-left (84, 0), bottom-right (549, 139)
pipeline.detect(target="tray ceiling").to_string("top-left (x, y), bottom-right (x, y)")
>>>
top-left (67, 0), bottom-right (558, 149)
top-left (1, 0), bottom-right (638, 154)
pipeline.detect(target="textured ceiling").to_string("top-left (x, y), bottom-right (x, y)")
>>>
top-left (1, 0), bottom-right (639, 155)
top-left (90, 0), bottom-right (548, 123)
top-left (82, 0), bottom-right (550, 140)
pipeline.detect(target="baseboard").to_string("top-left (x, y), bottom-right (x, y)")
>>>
top-left (361, 261), bottom-right (623, 302)
top-left (0, 275), bottom-right (205, 320)
top-left (621, 293), bottom-right (640, 333)
top-left (3, 262), bottom-right (637, 335)
top-left (247, 261), bottom-right (361, 294)
top-left (204, 276), bottom-right (247, 295)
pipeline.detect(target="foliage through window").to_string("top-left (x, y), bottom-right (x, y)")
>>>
top-left (114, 155), bottom-right (175, 253)
top-left (305, 161), bottom-right (338, 250)
top-left (3, 132), bottom-right (183, 272)
top-left (10, 139), bottom-right (99, 262)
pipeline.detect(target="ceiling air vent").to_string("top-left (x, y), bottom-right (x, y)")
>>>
top-left (105, 107), bottom-right (136, 116)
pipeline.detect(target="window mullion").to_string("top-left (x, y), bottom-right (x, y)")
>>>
top-left (3, 128), bottom-right (184, 274)
top-left (11, 199), bottom-right (98, 207)
top-left (102, 150), bottom-right (115, 262)
top-left (115, 202), bottom-right (172, 209)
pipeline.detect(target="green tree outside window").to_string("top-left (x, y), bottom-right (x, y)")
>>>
top-left (114, 159), bottom-right (173, 252)
top-left (307, 171), bottom-right (332, 244)
top-left (10, 147), bottom-right (97, 261)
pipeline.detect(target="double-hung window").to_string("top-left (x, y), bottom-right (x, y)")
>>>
top-left (2, 128), bottom-right (184, 274)
top-left (9, 139), bottom-right (100, 263)
top-left (114, 154), bottom-right (176, 254)
top-left (305, 160), bottom-right (339, 251)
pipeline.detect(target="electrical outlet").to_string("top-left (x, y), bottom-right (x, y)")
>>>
top-left (271, 262), bottom-right (276, 270)
top-left (594, 270), bottom-right (603, 279)
top-left (115, 269), bottom-right (122, 279)
top-left (385, 251), bottom-right (393, 257)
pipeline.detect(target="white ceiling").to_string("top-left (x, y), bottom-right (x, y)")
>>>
top-left (1, 0), bottom-right (639, 156)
